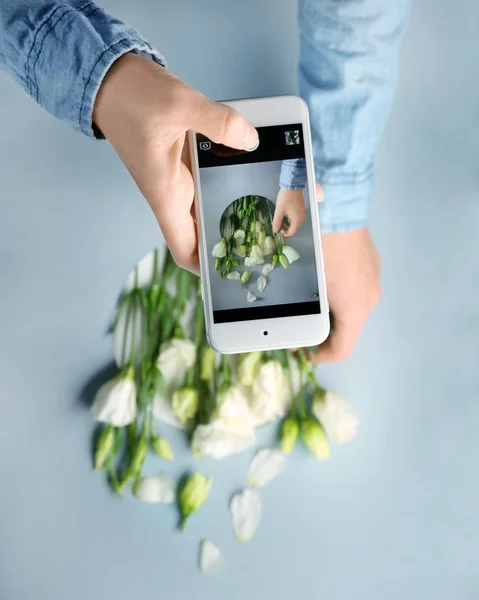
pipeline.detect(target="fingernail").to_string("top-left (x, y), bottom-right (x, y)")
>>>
top-left (244, 129), bottom-right (259, 152)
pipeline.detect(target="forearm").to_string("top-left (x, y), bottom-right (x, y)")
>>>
top-left (299, 0), bottom-right (411, 232)
top-left (0, 0), bottom-right (165, 136)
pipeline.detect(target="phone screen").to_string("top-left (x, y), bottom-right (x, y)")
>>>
top-left (197, 123), bottom-right (321, 324)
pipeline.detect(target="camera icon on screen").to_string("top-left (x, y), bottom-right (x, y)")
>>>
top-left (199, 141), bottom-right (212, 151)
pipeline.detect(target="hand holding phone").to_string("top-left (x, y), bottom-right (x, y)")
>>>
top-left (189, 96), bottom-right (330, 354)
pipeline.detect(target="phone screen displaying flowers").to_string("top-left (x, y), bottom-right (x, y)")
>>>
top-left (197, 124), bottom-right (321, 324)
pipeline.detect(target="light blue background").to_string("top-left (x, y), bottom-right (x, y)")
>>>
top-left (1, 1), bottom-right (478, 599)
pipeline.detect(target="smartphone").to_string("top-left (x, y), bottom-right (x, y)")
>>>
top-left (189, 96), bottom-right (330, 354)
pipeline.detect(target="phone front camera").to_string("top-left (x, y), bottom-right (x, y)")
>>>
top-left (263, 331), bottom-right (268, 336)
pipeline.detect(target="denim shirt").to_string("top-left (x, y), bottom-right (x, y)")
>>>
top-left (0, 0), bottom-right (410, 232)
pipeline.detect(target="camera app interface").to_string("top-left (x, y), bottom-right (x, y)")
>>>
top-left (197, 124), bottom-right (321, 324)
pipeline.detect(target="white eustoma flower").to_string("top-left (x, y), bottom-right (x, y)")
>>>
top-left (247, 292), bottom-right (257, 303)
top-left (248, 449), bottom-right (286, 488)
top-left (237, 351), bottom-right (262, 387)
top-left (227, 271), bottom-right (241, 280)
top-left (231, 489), bottom-right (262, 542)
top-left (152, 338), bottom-right (196, 428)
top-left (214, 385), bottom-right (254, 428)
top-left (250, 360), bottom-right (291, 426)
top-left (312, 391), bottom-right (359, 444)
top-left (200, 540), bottom-right (225, 574)
top-left (233, 245), bottom-right (247, 258)
top-left (250, 244), bottom-right (264, 264)
top-left (133, 475), bottom-right (176, 504)
top-left (92, 370), bottom-right (137, 426)
top-left (233, 229), bottom-right (246, 245)
top-left (244, 256), bottom-right (259, 268)
top-left (282, 245), bottom-right (300, 264)
top-left (262, 263), bottom-right (274, 276)
top-left (263, 236), bottom-right (276, 256)
top-left (212, 239), bottom-right (227, 258)
top-left (256, 276), bottom-right (267, 293)
top-left (254, 221), bottom-right (262, 234)
top-left (156, 338), bottom-right (196, 390)
top-left (191, 421), bottom-right (255, 459)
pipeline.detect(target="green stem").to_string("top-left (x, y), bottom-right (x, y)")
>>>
top-left (120, 297), bottom-right (133, 368)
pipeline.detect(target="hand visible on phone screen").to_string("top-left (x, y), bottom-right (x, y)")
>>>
top-left (311, 227), bottom-right (382, 363)
top-left (273, 188), bottom-right (308, 236)
top-left (93, 53), bottom-right (258, 274)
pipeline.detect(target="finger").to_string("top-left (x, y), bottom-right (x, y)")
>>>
top-left (283, 217), bottom-right (300, 237)
top-left (316, 184), bottom-right (324, 203)
top-left (185, 93), bottom-right (258, 151)
top-left (313, 317), bottom-right (361, 363)
top-left (272, 209), bottom-right (285, 234)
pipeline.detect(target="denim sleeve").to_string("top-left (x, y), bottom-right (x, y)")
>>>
top-left (298, 0), bottom-right (411, 232)
top-left (0, 0), bottom-right (165, 137)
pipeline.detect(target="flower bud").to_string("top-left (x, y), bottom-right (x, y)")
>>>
top-left (279, 254), bottom-right (289, 269)
top-left (301, 418), bottom-right (330, 460)
top-left (258, 230), bottom-right (266, 246)
top-left (272, 254), bottom-right (279, 266)
top-left (94, 425), bottom-right (115, 470)
top-left (215, 257), bottom-right (223, 271)
top-left (200, 346), bottom-right (216, 381)
top-left (241, 270), bottom-right (252, 285)
top-left (128, 437), bottom-right (149, 478)
top-left (237, 351), bottom-right (262, 387)
top-left (280, 417), bottom-right (299, 454)
top-left (179, 472), bottom-right (212, 530)
top-left (172, 387), bottom-right (199, 424)
top-left (152, 435), bottom-right (174, 460)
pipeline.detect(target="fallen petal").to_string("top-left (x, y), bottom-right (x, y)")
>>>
top-left (256, 276), bottom-right (267, 293)
top-left (247, 292), bottom-right (257, 303)
top-left (248, 449), bottom-right (286, 488)
top-left (262, 263), bottom-right (274, 276)
top-left (133, 475), bottom-right (176, 504)
top-left (227, 271), bottom-right (241, 280)
top-left (231, 489), bottom-right (261, 542)
top-left (200, 540), bottom-right (225, 574)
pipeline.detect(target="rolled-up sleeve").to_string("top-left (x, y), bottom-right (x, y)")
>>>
top-left (299, 0), bottom-right (410, 232)
top-left (0, 0), bottom-right (165, 137)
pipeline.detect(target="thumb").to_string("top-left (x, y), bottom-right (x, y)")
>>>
top-left (187, 95), bottom-right (258, 151)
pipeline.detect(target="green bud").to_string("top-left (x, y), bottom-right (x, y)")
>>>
top-left (258, 230), bottom-right (266, 245)
top-left (237, 351), bottom-right (262, 387)
top-left (200, 346), bottom-right (216, 382)
top-left (241, 270), bottom-right (252, 285)
top-left (279, 254), bottom-right (289, 269)
top-left (128, 437), bottom-right (149, 478)
top-left (215, 258), bottom-right (223, 271)
top-left (272, 254), bottom-right (279, 266)
top-left (179, 472), bottom-right (212, 530)
top-left (172, 387), bottom-right (199, 424)
top-left (94, 425), bottom-right (115, 471)
top-left (152, 435), bottom-right (174, 460)
top-left (280, 417), bottom-right (299, 454)
top-left (301, 418), bottom-right (330, 460)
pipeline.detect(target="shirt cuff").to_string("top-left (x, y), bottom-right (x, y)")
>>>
top-left (318, 170), bottom-right (373, 233)
top-left (25, 2), bottom-right (166, 137)
top-left (280, 159), bottom-right (307, 190)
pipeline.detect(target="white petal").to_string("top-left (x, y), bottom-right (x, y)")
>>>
top-left (91, 377), bottom-right (137, 426)
top-left (244, 256), bottom-right (258, 268)
top-left (212, 239), bottom-right (227, 258)
top-left (256, 276), bottom-right (267, 293)
top-left (215, 386), bottom-right (254, 428)
top-left (231, 489), bottom-right (261, 542)
top-left (200, 540), bottom-right (225, 574)
top-left (122, 247), bottom-right (166, 293)
top-left (248, 449), bottom-right (286, 488)
top-left (262, 263), bottom-right (274, 276)
top-left (227, 271), bottom-right (241, 280)
top-left (282, 246), bottom-right (300, 264)
top-left (247, 292), bottom-right (257, 303)
top-left (250, 361), bottom-right (290, 427)
top-left (133, 475), bottom-right (175, 504)
top-left (312, 391), bottom-right (359, 444)
top-left (191, 421), bottom-right (255, 459)
top-left (152, 393), bottom-right (188, 430)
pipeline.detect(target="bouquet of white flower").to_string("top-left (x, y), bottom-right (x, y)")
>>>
top-left (89, 246), bottom-right (359, 571)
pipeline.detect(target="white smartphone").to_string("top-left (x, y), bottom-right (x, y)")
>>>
top-left (189, 95), bottom-right (330, 354)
